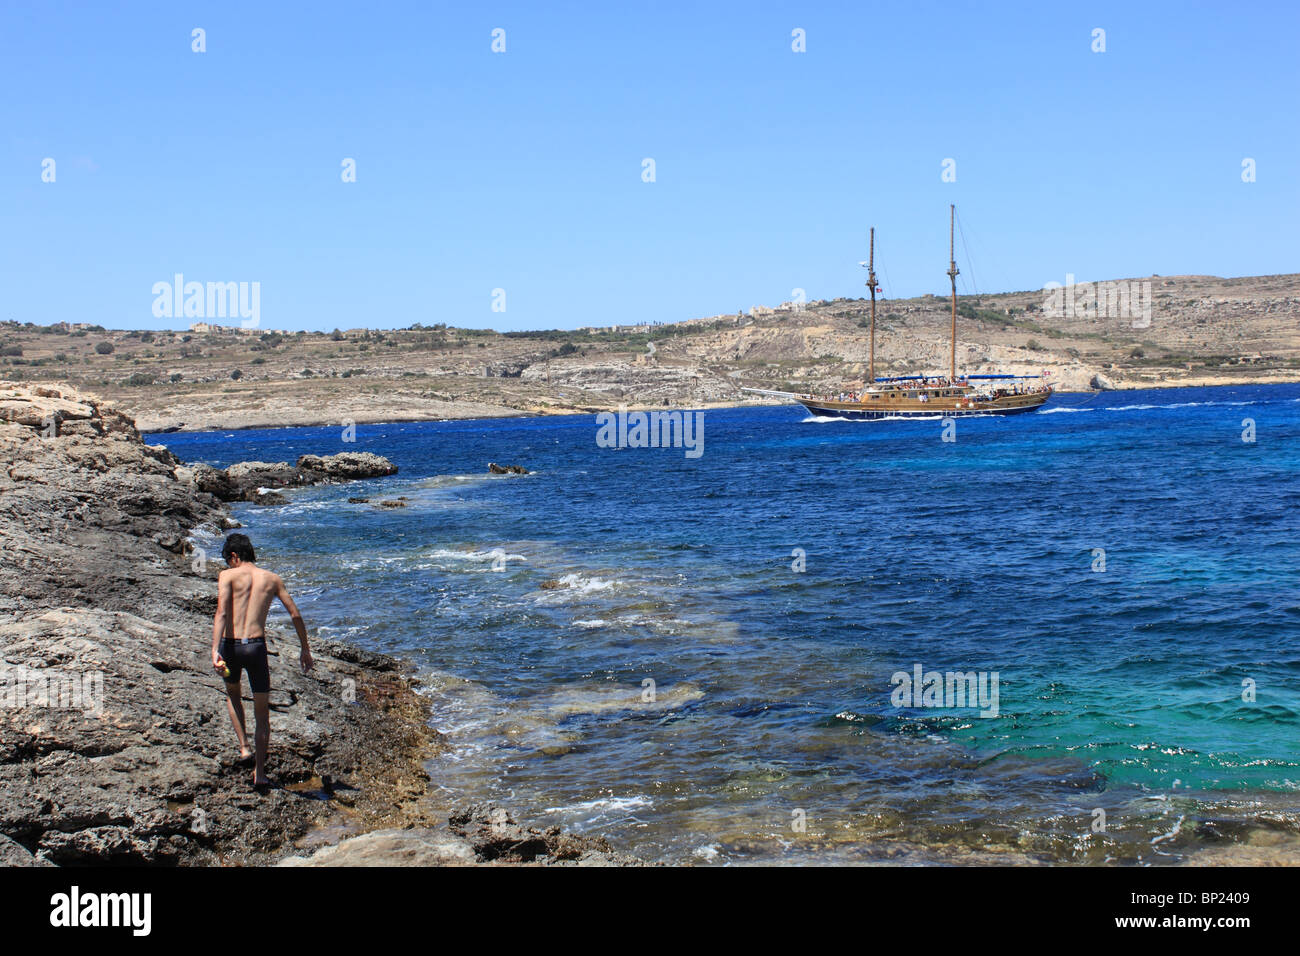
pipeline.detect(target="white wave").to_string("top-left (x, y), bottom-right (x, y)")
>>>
top-left (334, 554), bottom-right (414, 571)
top-left (1109, 399), bottom-right (1259, 412)
top-left (262, 500), bottom-right (336, 518)
top-left (413, 474), bottom-right (486, 489)
top-left (613, 613), bottom-right (695, 634)
top-left (428, 547), bottom-right (527, 565)
top-left (535, 573), bottom-right (617, 599)
top-left (1037, 406), bottom-right (1095, 414)
top-left (543, 795), bottom-right (652, 816)
top-left (313, 623), bottom-right (370, 641)
top-left (571, 619), bottom-right (610, 629)
top-left (693, 844), bottom-right (722, 862)
top-left (1150, 814), bottom-right (1186, 846)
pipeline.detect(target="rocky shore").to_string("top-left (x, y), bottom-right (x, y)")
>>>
top-left (0, 382), bottom-right (633, 866)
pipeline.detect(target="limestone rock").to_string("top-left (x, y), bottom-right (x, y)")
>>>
top-left (188, 453), bottom-right (398, 503)
top-left (277, 828), bottom-right (477, 867)
top-left (0, 380), bottom-right (437, 865)
top-left (297, 453), bottom-right (398, 480)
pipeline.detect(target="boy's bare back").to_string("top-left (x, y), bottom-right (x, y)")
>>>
top-left (218, 564), bottom-right (285, 640)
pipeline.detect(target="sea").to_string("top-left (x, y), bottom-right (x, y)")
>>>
top-left (153, 383), bottom-right (1300, 865)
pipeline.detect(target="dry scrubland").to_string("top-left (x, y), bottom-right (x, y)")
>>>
top-left (3, 273), bottom-right (1296, 431)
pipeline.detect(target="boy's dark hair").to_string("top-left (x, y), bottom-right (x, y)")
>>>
top-left (221, 533), bottom-right (256, 563)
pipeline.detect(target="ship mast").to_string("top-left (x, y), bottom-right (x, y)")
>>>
top-left (866, 227), bottom-right (877, 384)
top-left (947, 204), bottom-right (959, 382)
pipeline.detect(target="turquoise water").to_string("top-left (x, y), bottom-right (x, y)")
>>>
top-left (155, 384), bottom-right (1300, 864)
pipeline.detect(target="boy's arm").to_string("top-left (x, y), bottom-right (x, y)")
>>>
top-left (275, 576), bottom-right (313, 671)
top-left (211, 572), bottom-right (232, 669)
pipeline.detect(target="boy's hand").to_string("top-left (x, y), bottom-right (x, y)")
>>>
top-left (300, 649), bottom-right (314, 673)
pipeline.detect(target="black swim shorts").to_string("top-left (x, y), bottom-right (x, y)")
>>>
top-left (219, 637), bottom-right (270, 694)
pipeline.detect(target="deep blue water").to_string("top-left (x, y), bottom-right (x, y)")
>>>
top-left (154, 383), bottom-right (1300, 863)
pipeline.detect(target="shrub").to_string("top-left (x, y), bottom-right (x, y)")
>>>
top-left (125, 371), bottom-right (158, 386)
top-left (95, 342), bottom-right (115, 355)
top-left (170, 373), bottom-right (183, 383)
top-left (230, 368), bottom-right (242, 380)
top-left (0, 345), bottom-right (21, 357)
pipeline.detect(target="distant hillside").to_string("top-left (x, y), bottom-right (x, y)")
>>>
top-left (2, 272), bottom-right (1296, 431)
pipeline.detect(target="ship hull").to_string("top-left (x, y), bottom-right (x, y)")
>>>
top-left (797, 391), bottom-right (1050, 420)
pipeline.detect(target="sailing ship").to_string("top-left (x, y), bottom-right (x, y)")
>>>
top-left (748, 206), bottom-right (1052, 420)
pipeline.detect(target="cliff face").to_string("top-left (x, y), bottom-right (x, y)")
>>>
top-left (0, 382), bottom-right (437, 865)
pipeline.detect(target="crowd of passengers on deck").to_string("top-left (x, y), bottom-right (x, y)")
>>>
top-left (804, 376), bottom-right (1050, 403)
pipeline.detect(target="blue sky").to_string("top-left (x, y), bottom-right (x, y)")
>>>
top-left (3, 1), bottom-right (1296, 332)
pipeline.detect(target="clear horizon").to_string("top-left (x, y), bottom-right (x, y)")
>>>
top-left (4, 1), bottom-right (1297, 333)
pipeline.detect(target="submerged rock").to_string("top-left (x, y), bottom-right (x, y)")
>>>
top-left (447, 804), bottom-right (636, 865)
top-left (488, 462), bottom-right (529, 475)
top-left (278, 828), bottom-right (477, 867)
top-left (280, 805), bottom-right (638, 866)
